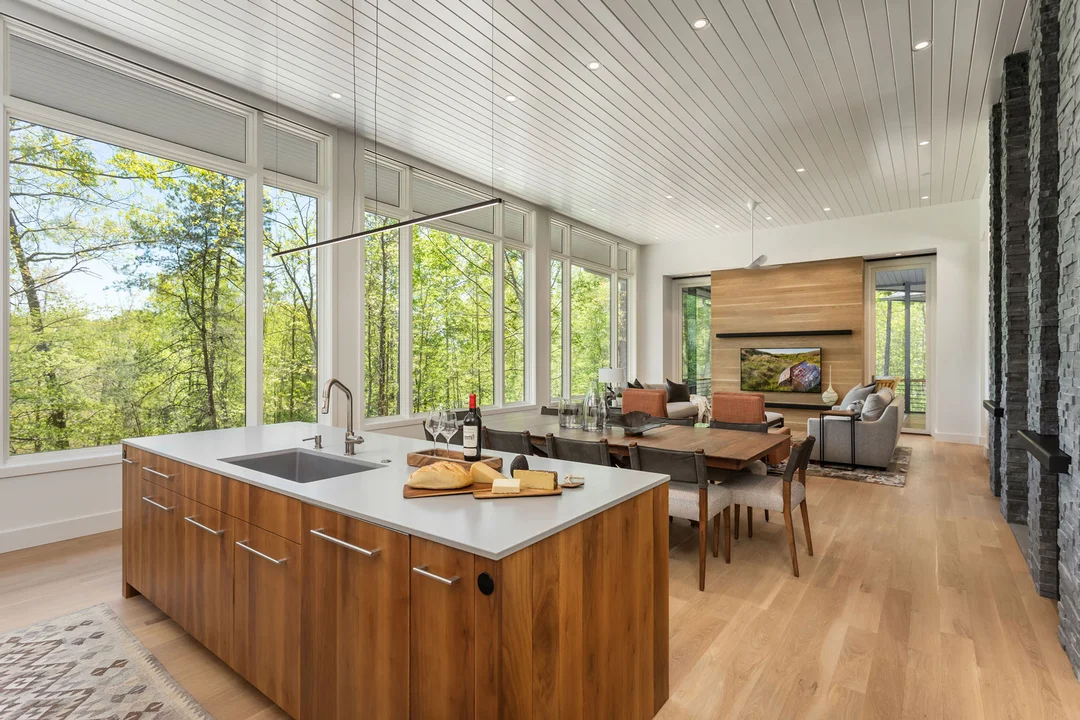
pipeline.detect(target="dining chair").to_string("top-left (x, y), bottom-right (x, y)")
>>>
top-left (629, 443), bottom-right (731, 591)
top-left (539, 406), bottom-right (560, 416)
top-left (709, 419), bottom-right (790, 530)
top-left (544, 434), bottom-right (612, 466)
top-left (482, 427), bottom-right (533, 455)
top-left (719, 436), bottom-right (816, 577)
top-left (711, 392), bottom-right (790, 464)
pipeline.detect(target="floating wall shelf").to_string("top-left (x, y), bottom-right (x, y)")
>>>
top-left (764, 401), bottom-right (834, 410)
top-left (715, 329), bottom-right (854, 339)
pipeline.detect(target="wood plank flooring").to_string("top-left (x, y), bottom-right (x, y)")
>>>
top-left (0, 435), bottom-right (1076, 719)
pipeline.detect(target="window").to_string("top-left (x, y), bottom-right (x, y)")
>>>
top-left (569, 265), bottom-right (611, 396)
top-left (503, 248), bottom-right (526, 403)
top-left (678, 283), bottom-right (712, 396)
top-left (550, 259), bottom-right (564, 397)
top-left (262, 187), bottom-right (317, 423)
top-left (364, 213), bottom-right (400, 418)
top-left (9, 119), bottom-right (246, 454)
top-left (411, 225), bottom-right (495, 412)
top-left (617, 276), bottom-right (629, 371)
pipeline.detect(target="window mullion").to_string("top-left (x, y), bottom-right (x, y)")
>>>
top-left (246, 169), bottom-right (264, 426)
top-left (562, 259), bottom-right (570, 398)
top-left (493, 241), bottom-right (505, 407)
top-left (399, 225), bottom-right (413, 417)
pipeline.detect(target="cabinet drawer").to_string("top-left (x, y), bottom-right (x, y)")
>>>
top-left (183, 464), bottom-right (225, 511)
top-left (140, 452), bottom-right (183, 493)
top-left (223, 477), bottom-right (302, 543)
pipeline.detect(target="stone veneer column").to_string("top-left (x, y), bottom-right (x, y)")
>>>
top-left (1000, 52), bottom-right (1032, 525)
top-left (1058, 0), bottom-right (1080, 674)
top-left (1028, 0), bottom-right (1062, 600)
top-left (989, 103), bottom-right (1004, 497)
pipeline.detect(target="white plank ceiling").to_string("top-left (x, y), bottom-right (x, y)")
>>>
top-left (15, 0), bottom-right (1030, 246)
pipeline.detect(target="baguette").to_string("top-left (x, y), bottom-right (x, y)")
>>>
top-left (407, 461), bottom-right (472, 489)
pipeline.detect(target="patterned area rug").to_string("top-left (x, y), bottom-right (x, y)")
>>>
top-left (0, 604), bottom-right (211, 719)
top-left (772, 444), bottom-right (911, 488)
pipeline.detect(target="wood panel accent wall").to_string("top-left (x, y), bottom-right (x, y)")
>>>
top-left (711, 257), bottom-right (866, 431)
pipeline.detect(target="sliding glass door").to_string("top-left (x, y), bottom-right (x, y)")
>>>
top-left (673, 278), bottom-right (712, 396)
top-left (867, 258), bottom-right (933, 433)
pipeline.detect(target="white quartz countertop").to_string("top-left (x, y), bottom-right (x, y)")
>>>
top-left (124, 422), bottom-right (669, 560)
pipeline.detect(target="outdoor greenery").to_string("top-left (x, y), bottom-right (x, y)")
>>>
top-left (679, 286), bottom-right (711, 396)
top-left (364, 213), bottom-right (399, 418)
top-left (551, 259), bottom-right (563, 396)
top-left (569, 265), bottom-right (610, 396)
top-left (874, 289), bottom-right (927, 410)
top-left (504, 248), bottom-right (526, 403)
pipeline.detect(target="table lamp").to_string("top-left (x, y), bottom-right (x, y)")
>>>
top-left (598, 367), bottom-right (626, 406)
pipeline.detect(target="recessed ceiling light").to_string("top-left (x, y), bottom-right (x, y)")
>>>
top-left (714, 224), bottom-right (720, 228)
top-left (765, 216), bottom-right (772, 220)
top-left (796, 167), bottom-right (806, 173)
top-left (665, 194), bottom-right (674, 199)
top-left (329, 91), bottom-right (342, 99)
top-left (918, 140), bottom-right (930, 146)
top-left (587, 60), bottom-right (602, 70)
top-left (692, 18), bottom-right (709, 30)
top-left (913, 40), bottom-right (931, 51)
top-left (505, 94), bottom-right (517, 102)
top-left (497, 166), bottom-right (504, 170)
top-left (895, 252), bottom-right (903, 256)
top-left (921, 195), bottom-right (929, 200)
top-left (823, 207), bottom-right (831, 212)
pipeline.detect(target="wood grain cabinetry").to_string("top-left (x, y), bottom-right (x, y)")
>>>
top-left (121, 443), bottom-right (668, 720)
top-left (300, 505), bottom-right (409, 720)
top-left (232, 520), bottom-right (302, 719)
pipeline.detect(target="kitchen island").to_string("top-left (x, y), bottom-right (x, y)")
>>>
top-left (122, 422), bottom-right (669, 719)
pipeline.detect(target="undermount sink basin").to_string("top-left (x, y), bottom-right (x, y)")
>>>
top-left (221, 448), bottom-right (382, 483)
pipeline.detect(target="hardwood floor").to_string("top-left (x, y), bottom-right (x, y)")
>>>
top-left (1, 435), bottom-right (1076, 719)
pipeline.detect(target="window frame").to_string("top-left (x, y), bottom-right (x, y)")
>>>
top-left (0, 22), bottom-right (332, 470)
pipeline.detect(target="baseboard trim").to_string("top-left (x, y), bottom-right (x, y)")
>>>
top-left (932, 432), bottom-right (981, 446)
top-left (0, 509), bottom-right (121, 554)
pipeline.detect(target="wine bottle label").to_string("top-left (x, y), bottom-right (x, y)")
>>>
top-left (463, 426), bottom-right (479, 450)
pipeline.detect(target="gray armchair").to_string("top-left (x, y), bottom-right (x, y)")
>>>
top-left (805, 397), bottom-right (903, 469)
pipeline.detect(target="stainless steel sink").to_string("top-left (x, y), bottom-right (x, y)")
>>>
top-left (221, 448), bottom-right (383, 483)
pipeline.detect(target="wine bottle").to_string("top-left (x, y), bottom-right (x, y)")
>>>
top-left (462, 393), bottom-right (482, 461)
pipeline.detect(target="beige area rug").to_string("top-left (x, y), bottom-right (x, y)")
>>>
top-left (0, 604), bottom-right (212, 719)
top-left (771, 444), bottom-right (911, 488)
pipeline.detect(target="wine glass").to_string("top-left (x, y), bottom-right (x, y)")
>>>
top-left (424, 410), bottom-right (442, 455)
top-left (439, 409), bottom-right (459, 456)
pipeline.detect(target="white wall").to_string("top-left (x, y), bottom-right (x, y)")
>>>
top-left (637, 200), bottom-right (987, 445)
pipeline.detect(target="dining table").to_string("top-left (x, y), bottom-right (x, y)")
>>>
top-left (485, 414), bottom-right (790, 470)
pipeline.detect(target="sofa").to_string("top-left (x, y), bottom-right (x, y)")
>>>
top-left (621, 385), bottom-right (699, 420)
top-left (806, 390), bottom-right (904, 469)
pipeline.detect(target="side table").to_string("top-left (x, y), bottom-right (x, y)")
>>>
top-left (819, 409), bottom-right (858, 469)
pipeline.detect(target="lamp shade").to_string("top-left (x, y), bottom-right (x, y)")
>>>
top-left (598, 367), bottom-right (626, 385)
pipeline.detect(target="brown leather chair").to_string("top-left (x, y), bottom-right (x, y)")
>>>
top-left (622, 388), bottom-right (668, 417)
top-left (712, 392), bottom-right (790, 465)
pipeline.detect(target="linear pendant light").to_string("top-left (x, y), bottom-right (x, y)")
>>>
top-left (274, 0), bottom-right (503, 259)
top-left (272, 198), bottom-right (504, 257)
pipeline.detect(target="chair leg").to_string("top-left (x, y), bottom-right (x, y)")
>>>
top-left (724, 506), bottom-right (731, 563)
top-left (783, 505), bottom-right (799, 578)
top-left (712, 514), bottom-right (720, 558)
top-left (734, 504), bottom-right (740, 539)
top-left (698, 489), bottom-right (708, 591)
top-left (764, 510), bottom-right (770, 523)
top-left (747, 507), bottom-right (753, 539)
top-left (800, 500), bottom-right (814, 556)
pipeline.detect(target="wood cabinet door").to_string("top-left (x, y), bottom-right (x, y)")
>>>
top-left (138, 479), bottom-right (182, 618)
top-left (121, 446), bottom-right (143, 596)
top-left (409, 536), bottom-right (475, 720)
top-left (178, 496), bottom-right (233, 664)
top-left (232, 519), bottom-right (301, 718)
top-left (300, 505), bottom-right (410, 720)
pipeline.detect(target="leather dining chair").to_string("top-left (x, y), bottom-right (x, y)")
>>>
top-left (482, 427), bottom-right (534, 455)
top-left (544, 434), bottom-right (612, 466)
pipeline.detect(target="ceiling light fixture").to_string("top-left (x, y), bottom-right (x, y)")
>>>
top-left (765, 216), bottom-right (772, 220)
top-left (505, 94), bottom-right (517, 102)
top-left (665, 194), bottom-right (674, 199)
top-left (913, 40), bottom-right (931, 50)
top-left (823, 207), bottom-right (831, 212)
top-left (692, 18), bottom-right (709, 30)
top-left (329, 91), bottom-right (343, 99)
top-left (796, 167), bottom-right (806, 173)
top-left (497, 166), bottom-right (504, 170)
top-left (745, 200), bottom-right (767, 269)
top-left (587, 60), bottom-right (602, 70)
top-left (895, 252), bottom-right (903, 256)
top-left (714, 224), bottom-right (720, 228)
top-left (921, 195), bottom-right (929, 200)
top-left (918, 140), bottom-right (930, 146)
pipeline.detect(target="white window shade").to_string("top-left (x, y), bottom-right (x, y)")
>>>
top-left (503, 206), bottom-right (527, 242)
top-left (8, 35), bottom-right (248, 163)
top-left (412, 174), bottom-right (494, 234)
top-left (570, 229), bottom-right (613, 267)
top-left (262, 122), bottom-right (319, 183)
top-left (550, 222), bottom-right (566, 253)
top-left (364, 157), bottom-right (401, 207)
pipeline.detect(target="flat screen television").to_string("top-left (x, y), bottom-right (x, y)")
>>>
top-left (740, 347), bottom-right (822, 393)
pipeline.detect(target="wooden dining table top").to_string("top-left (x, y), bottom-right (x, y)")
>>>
top-left (486, 414), bottom-right (789, 470)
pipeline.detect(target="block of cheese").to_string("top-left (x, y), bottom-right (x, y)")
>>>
top-left (470, 462), bottom-right (505, 485)
top-left (407, 461), bottom-right (471, 489)
top-left (513, 469), bottom-right (557, 491)
top-left (491, 477), bottom-right (520, 494)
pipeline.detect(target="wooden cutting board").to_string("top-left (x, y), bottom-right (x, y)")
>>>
top-left (405, 448), bottom-right (502, 472)
top-left (472, 486), bottom-right (563, 499)
top-left (402, 484), bottom-right (483, 499)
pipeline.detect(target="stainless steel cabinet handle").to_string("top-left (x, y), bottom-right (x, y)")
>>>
top-left (142, 467), bottom-right (174, 480)
top-left (121, 457), bottom-right (136, 465)
top-left (236, 540), bottom-right (287, 565)
top-left (412, 565), bottom-right (460, 585)
top-left (141, 496), bottom-right (174, 512)
top-left (185, 516), bottom-right (225, 536)
top-left (310, 528), bottom-right (380, 557)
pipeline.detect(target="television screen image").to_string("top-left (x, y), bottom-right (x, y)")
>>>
top-left (740, 347), bottom-right (822, 393)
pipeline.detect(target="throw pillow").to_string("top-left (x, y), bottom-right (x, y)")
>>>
top-left (845, 399), bottom-right (865, 417)
top-left (629, 378), bottom-right (644, 389)
top-left (877, 387), bottom-right (895, 406)
top-left (861, 392), bottom-right (889, 421)
top-left (665, 378), bottom-right (690, 403)
top-left (838, 382), bottom-right (875, 409)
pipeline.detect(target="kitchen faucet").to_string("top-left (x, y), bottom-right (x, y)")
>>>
top-left (320, 378), bottom-right (363, 455)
